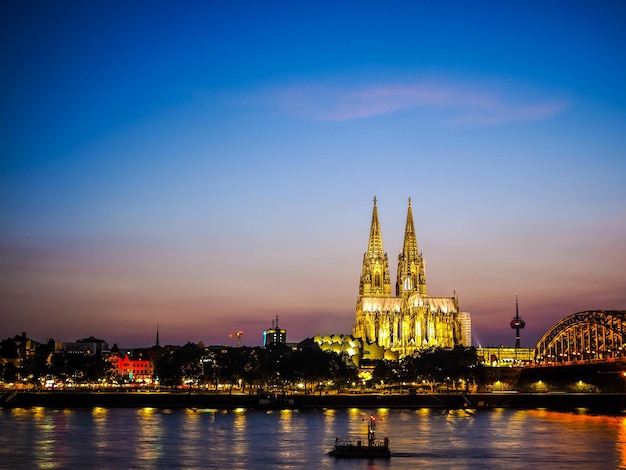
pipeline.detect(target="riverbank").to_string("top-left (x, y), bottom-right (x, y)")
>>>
top-left (3, 390), bottom-right (626, 412)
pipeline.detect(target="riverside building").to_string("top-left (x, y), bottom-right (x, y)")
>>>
top-left (263, 316), bottom-right (287, 346)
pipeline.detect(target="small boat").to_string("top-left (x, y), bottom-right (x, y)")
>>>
top-left (328, 414), bottom-right (391, 459)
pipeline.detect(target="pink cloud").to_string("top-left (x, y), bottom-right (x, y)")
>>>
top-left (261, 80), bottom-right (567, 125)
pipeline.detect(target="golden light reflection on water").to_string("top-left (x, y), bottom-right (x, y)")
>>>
top-left (32, 407), bottom-right (57, 468)
top-left (92, 407), bottom-right (109, 457)
top-left (180, 408), bottom-right (202, 464)
top-left (618, 417), bottom-right (626, 469)
top-left (138, 407), bottom-right (155, 416)
top-left (527, 408), bottom-right (624, 428)
top-left (135, 407), bottom-right (163, 466)
top-left (52, 409), bottom-right (71, 464)
top-left (323, 409), bottom-right (337, 444)
top-left (279, 409), bottom-right (293, 428)
top-left (92, 406), bottom-right (108, 416)
top-left (277, 409), bottom-right (299, 459)
top-left (501, 409), bottom-right (625, 467)
top-left (377, 407), bottom-right (389, 418)
top-left (10, 408), bottom-right (34, 418)
top-left (230, 408), bottom-right (248, 460)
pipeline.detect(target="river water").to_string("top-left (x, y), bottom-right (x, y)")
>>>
top-left (1, 406), bottom-right (624, 469)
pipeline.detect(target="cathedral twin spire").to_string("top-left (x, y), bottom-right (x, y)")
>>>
top-left (360, 197), bottom-right (391, 296)
top-left (397, 198), bottom-right (426, 297)
top-left (359, 197), bottom-right (426, 298)
top-left (367, 196), bottom-right (385, 258)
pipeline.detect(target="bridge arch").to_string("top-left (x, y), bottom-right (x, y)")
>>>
top-left (534, 310), bottom-right (626, 365)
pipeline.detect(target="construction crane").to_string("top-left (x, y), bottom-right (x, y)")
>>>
top-left (230, 330), bottom-right (244, 347)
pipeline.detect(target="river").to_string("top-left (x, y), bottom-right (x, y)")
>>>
top-left (1, 406), bottom-right (624, 469)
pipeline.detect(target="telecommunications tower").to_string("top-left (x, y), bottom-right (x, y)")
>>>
top-left (509, 294), bottom-right (526, 348)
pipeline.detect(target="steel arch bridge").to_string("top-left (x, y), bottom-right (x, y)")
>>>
top-left (535, 310), bottom-right (626, 365)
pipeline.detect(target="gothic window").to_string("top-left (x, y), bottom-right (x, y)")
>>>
top-left (375, 272), bottom-right (380, 287)
top-left (404, 276), bottom-right (411, 291)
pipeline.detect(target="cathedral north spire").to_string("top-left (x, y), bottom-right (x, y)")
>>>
top-left (359, 196), bottom-right (391, 297)
top-left (367, 196), bottom-right (384, 257)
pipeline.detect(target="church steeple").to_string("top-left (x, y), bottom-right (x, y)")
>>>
top-left (368, 196), bottom-right (384, 257)
top-left (359, 197), bottom-right (391, 297)
top-left (397, 198), bottom-right (426, 296)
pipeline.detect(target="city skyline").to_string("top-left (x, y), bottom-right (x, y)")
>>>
top-left (2, 2), bottom-right (625, 348)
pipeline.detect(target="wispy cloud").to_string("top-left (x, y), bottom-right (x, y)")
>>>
top-left (251, 80), bottom-right (567, 125)
top-left (447, 101), bottom-right (568, 126)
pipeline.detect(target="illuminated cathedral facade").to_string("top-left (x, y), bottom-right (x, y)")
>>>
top-left (353, 198), bottom-right (470, 358)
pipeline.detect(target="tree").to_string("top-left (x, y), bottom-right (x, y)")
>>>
top-left (48, 350), bottom-right (110, 384)
top-left (215, 347), bottom-right (248, 393)
top-left (0, 338), bottom-right (20, 383)
top-left (202, 349), bottom-right (219, 389)
top-left (1, 361), bottom-right (18, 383)
top-left (327, 352), bottom-right (358, 391)
top-left (372, 360), bottom-right (401, 388)
top-left (407, 346), bottom-right (479, 391)
top-left (176, 342), bottom-right (205, 388)
top-left (153, 347), bottom-right (179, 387)
top-left (282, 348), bottom-right (357, 393)
top-left (0, 338), bottom-right (19, 360)
top-left (154, 343), bottom-right (205, 388)
top-left (22, 339), bottom-right (55, 385)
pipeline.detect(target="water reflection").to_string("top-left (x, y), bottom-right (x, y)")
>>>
top-left (230, 407), bottom-right (248, 463)
top-left (323, 408), bottom-right (337, 442)
top-left (33, 407), bottom-right (56, 468)
top-left (92, 407), bottom-right (109, 458)
top-left (618, 417), bottom-right (626, 469)
top-left (135, 407), bottom-right (163, 466)
top-left (2, 407), bottom-right (624, 469)
top-left (179, 408), bottom-right (203, 466)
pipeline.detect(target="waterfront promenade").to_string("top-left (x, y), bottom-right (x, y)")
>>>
top-left (3, 390), bottom-right (626, 412)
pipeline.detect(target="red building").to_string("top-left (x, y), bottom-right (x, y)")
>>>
top-left (108, 344), bottom-right (153, 383)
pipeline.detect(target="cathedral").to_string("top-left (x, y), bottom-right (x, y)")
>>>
top-left (353, 198), bottom-right (470, 358)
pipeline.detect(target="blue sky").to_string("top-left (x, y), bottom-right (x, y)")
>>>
top-left (1, 1), bottom-right (625, 347)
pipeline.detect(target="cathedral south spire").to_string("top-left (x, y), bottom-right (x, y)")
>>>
top-left (397, 198), bottom-right (426, 297)
top-left (359, 197), bottom-right (391, 297)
